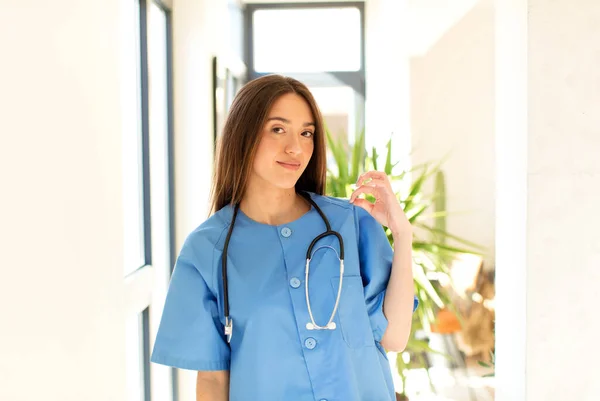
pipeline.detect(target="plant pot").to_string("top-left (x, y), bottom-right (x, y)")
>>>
top-left (395, 393), bottom-right (409, 401)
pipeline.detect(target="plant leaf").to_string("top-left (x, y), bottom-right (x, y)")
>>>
top-left (350, 128), bottom-right (365, 182)
top-left (415, 224), bottom-right (488, 251)
top-left (326, 128), bottom-right (348, 182)
top-left (371, 146), bottom-right (379, 171)
top-left (405, 203), bottom-right (429, 223)
top-left (413, 241), bottom-right (485, 256)
top-left (413, 263), bottom-right (445, 308)
top-left (384, 137), bottom-right (393, 174)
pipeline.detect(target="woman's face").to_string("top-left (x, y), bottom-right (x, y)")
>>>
top-left (250, 93), bottom-right (315, 190)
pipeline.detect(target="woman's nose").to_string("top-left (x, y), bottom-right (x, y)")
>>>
top-left (285, 133), bottom-right (302, 155)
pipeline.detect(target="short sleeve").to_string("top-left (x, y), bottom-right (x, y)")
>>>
top-left (150, 241), bottom-right (230, 371)
top-left (355, 206), bottom-right (418, 343)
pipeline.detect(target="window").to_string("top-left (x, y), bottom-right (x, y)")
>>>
top-left (147, 2), bottom-right (176, 400)
top-left (245, 2), bottom-right (365, 154)
top-left (123, 0), bottom-right (146, 276)
top-left (252, 7), bottom-right (361, 73)
top-left (123, 1), bottom-right (175, 401)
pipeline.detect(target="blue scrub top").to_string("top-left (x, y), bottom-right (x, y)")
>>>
top-left (151, 193), bottom-right (418, 401)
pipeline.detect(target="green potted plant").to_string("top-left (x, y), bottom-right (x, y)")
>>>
top-left (325, 128), bottom-right (486, 399)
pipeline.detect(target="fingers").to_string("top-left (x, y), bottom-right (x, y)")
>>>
top-left (351, 198), bottom-right (374, 213)
top-left (349, 182), bottom-right (383, 203)
top-left (356, 170), bottom-right (390, 188)
top-left (352, 171), bottom-right (390, 202)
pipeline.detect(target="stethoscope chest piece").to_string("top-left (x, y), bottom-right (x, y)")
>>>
top-left (306, 322), bottom-right (337, 330)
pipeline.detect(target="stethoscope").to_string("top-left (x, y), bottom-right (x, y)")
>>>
top-left (221, 191), bottom-right (345, 343)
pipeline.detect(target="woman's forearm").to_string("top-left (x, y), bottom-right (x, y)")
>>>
top-left (196, 370), bottom-right (229, 401)
top-left (349, 170), bottom-right (415, 353)
top-left (380, 232), bottom-right (415, 352)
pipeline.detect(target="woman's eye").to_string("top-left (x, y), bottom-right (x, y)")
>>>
top-left (302, 131), bottom-right (314, 138)
top-left (272, 127), bottom-right (285, 134)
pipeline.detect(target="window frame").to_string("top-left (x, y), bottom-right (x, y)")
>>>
top-left (125, 1), bottom-right (177, 401)
top-left (243, 1), bottom-right (366, 97)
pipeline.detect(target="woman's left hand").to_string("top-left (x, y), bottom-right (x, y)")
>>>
top-left (349, 171), bottom-right (412, 238)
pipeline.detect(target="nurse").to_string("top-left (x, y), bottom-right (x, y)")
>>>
top-left (151, 74), bottom-right (418, 401)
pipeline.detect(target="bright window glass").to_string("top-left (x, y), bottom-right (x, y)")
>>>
top-left (147, 4), bottom-right (174, 400)
top-left (148, 0), bottom-right (170, 276)
top-left (253, 7), bottom-right (361, 73)
top-left (123, 0), bottom-right (145, 275)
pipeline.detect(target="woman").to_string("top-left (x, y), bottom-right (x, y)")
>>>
top-left (151, 75), bottom-right (418, 401)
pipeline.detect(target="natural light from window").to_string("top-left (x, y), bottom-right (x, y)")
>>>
top-left (123, 0), bottom-right (145, 276)
top-left (253, 7), bottom-right (361, 73)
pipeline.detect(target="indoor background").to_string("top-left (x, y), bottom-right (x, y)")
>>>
top-left (1, 0), bottom-right (599, 400)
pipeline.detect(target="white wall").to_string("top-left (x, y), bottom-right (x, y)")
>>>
top-left (168, 0), bottom-right (232, 399)
top-left (365, 0), bottom-right (412, 173)
top-left (494, 0), bottom-right (528, 398)
top-left (496, 0), bottom-right (600, 400)
top-left (405, 0), bottom-right (481, 57)
top-left (410, 0), bottom-right (496, 267)
top-left (526, 0), bottom-right (600, 399)
top-left (171, 0), bottom-right (228, 233)
top-left (366, 0), bottom-right (496, 266)
top-left (0, 0), bottom-right (230, 400)
top-left (0, 1), bottom-right (126, 400)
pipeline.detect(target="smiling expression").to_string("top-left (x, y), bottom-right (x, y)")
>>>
top-left (249, 93), bottom-right (316, 190)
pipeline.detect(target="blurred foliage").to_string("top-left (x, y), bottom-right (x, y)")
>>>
top-left (325, 128), bottom-right (487, 395)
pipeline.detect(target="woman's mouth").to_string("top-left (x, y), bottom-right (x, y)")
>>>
top-left (277, 161), bottom-right (301, 171)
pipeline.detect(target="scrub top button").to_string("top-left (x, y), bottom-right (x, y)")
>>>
top-left (319, 399), bottom-right (328, 401)
top-left (304, 337), bottom-right (317, 350)
top-left (281, 227), bottom-right (292, 237)
top-left (289, 277), bottom-right (301, 288)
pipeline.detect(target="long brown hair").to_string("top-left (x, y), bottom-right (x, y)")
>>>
top-left (210, 75), bottom-right (327, 214)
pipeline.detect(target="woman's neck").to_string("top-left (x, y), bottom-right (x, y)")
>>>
top-left (239, 184), bottom-right (310, 226)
